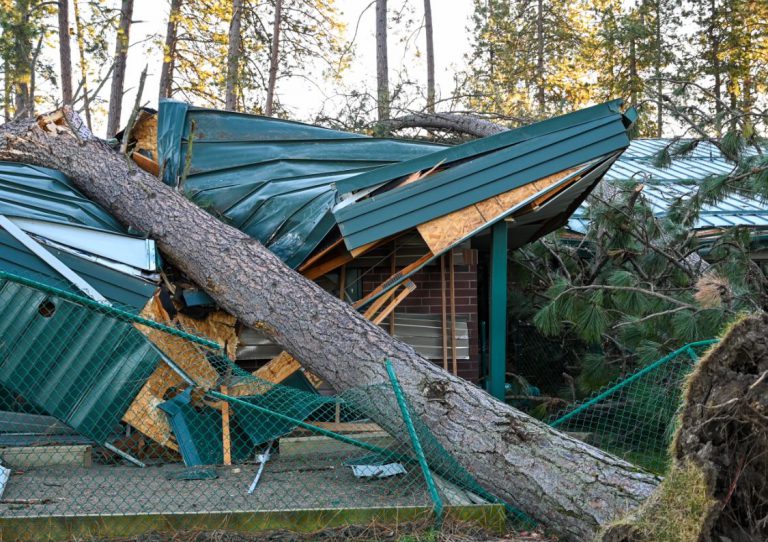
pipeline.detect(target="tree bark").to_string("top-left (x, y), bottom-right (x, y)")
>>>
top-left (158, 0), bottom-right (183, 102)
top-left (0, 111), bottom-right (660, 541)
top-left (264, 0), bottom-right (282, 116)
top-left (58, 0), bottom-right (73, 105)
top-left (423, 0), bottom-right (435, 113)
top-left (225, 0), bottom-right (243, 111)
top-left (12, 0), bottom-right (33, 119)
top-left (106, 0), bottom-right (134, 137)
top-left (375, 0), bottom-right (390, 124)
top-left (379, 112), bottom-right (507, 137)
top-left (654, 0), bottom-right (663, 137)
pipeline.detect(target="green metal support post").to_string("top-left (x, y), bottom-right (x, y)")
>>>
top-left (488, 220), bottom-right (507, 401)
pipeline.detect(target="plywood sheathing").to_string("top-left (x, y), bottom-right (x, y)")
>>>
top-left (132, 111), bottom-right (159, 161)
top-left (123, 293), bottom-right (237, 450)
top-left (416, 167), bottom-right (583, 255)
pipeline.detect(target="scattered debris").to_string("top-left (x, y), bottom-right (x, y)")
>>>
top-left (349, 462), bottom-right (406, 479)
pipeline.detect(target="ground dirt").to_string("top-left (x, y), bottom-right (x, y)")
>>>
top-left (92, 521), bottom-right (554, 542)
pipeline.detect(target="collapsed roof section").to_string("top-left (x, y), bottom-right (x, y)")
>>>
top-left (334, 99), bottom-right (634, 251)
top-left (153, 100), bottom-right (635, 300)
top-left (156, 100), bottom-right (443, 268)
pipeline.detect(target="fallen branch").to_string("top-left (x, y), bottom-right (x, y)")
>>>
top-left (379, 112), bottom-right (507, 137)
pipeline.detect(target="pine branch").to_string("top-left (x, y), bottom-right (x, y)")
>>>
top-left (551, 285), bottom-right (697, 310)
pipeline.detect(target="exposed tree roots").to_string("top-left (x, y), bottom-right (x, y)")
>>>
top-left (601, 313), bottom-right (768, 542)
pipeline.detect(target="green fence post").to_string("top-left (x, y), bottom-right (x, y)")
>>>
top-left (488, 220), bottom-right (508, 401)
top-left (385, 359), bottom-right (444, 527)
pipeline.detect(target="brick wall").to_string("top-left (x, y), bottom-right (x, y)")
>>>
top-left (360, 249), bottom-right (480, 382)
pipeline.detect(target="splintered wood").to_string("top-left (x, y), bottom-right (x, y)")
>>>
top-left (416, 166), bottom-right (584, 254)
top-left (123, 293), bottom-right (237, 450)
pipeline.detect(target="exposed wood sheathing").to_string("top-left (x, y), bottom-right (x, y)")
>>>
top-left (132, 111), bottom-right (158, 161)
top-left (416, 166), bottom-right (582, 254)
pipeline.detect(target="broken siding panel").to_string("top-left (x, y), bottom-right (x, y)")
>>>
top-left (0, 230), bottom-right (157, 310)
top-left (0, 280), bottom-right (161, 444)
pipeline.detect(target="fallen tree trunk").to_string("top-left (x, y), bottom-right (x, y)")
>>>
top-left (601, 313), bottom-right (768, 542)
top-left (0, 110), bottom-right (659, 541)
top-left (379, 112), bottom-right (508, 137)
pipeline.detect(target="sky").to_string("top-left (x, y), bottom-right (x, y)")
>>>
top-left (113, 0), bottom-right (475, 135)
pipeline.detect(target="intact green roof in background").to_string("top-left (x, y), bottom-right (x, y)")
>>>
top-left (157, 100), bottom-right (443, 268)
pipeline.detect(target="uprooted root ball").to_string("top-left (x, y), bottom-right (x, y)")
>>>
top-left (601, 313), bottom-right (768, 542)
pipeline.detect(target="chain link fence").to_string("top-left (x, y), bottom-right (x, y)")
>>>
top-left (0, 271), bottom-right (532, 540)
top-left (546, 340), bottom-right (718, 473)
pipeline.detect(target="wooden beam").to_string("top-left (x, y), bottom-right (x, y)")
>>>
top-left (131, 152), bottom-right (160, 176)
top-left (353, 252), bottom-right (433, 309)
top-left (370, 281), bottom-right (416, 325)
top-left (441, 254), bottom-right (448, 371)
top-left (449, 249), bottom-right (457, 376)
top-left (221, 385), bottom-right (231, 465)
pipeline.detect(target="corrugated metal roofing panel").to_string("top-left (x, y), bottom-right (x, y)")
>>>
top-left (335, 103), bottom-right (633, 251)
top-left (0, 278), bottom-right (161, 444)
top-left (157, 100), bottom-right (442, 268)
top-left (569, 138), bottom-right (768, 232)
top-left (0, 162), bottom-right (125, 231)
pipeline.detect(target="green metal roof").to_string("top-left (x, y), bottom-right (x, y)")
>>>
top-left (334, 101), bottom-right (635, 251)
top-left (0, 162), bottom-right (125, 231)
top-left (570, 139), bottom-right (768, 232)
top-left (0, 275), bottom-right (161, 444)
top-left (157, 100), bottom-right (443, 268)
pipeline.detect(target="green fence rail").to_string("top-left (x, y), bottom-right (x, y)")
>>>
top-left (547, 340), bottom-right (719, 473)
top-left (0, 271), bottom-right (526, 540)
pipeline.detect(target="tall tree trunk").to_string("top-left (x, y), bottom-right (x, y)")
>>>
top-left (2, 67), bottom-right (10, 121)
top-left (628, 28), bottom-right (637, 108)
top-left (536, 0), bottom-right (545, 114)
top-left (375, 0), bottom-right (390, 123)
top-left (58, 0), bottom-right (73, 104)
top-left (709, 0), bottom-right (722, 135)
top-left (423, 0), bottom-right (435, 113)
top-left (106, 0), bottom-right (134, 137)
top-left (0, 111), bottom-right (660, 542)
top-left (264, 0), bottom-right (282, 117)
top-left (72, 0), bottom-right (92, 130)
top-left (12, 0), bottom-right (33, 119)
top-left (225, 0), bottom-right (243, 111)
top-left (158, 0), bottom-right (183, 102)
top-left (654, 0), bottom-right (663, 137)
